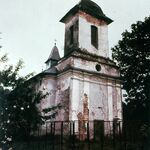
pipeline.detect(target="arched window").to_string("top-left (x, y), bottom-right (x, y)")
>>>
top-left (91, 25), bottom-right (98, 49)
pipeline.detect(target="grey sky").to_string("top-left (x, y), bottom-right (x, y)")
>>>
top-left (0, 0), bottom-right (149, 75)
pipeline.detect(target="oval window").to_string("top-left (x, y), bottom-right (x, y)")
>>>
top-left (95, 64), bottom-right (101, 72)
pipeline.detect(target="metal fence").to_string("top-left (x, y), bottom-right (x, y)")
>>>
top-left (11, 120), bottom-right (146, 150)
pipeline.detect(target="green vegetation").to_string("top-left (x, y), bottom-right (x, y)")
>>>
top-left (112, 16), bottom-right (150, 122)
top-left (0, 52), bottom-right (60, 149)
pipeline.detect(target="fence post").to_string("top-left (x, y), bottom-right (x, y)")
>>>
top-left (113, 121), bottom-right (116, 150)
top-left (52, 122), bottom-right (55, 150)
top-left (72, 121), bottom-right (75, 150)
top-left (38, 127), bottom-right (40, 150)
top-left (69, 121), bottom-right (72, 149)
top-left (61, 121), bottom-right (63, 150)
top-left (51, 122), bottom-right (53, 140)
top-left (118, 121), bottom-right (122, 149)
top-left (100, 121), bottom-right (104, 150)
top-left (70, 121), bottom-right (72, 138)
top-left (45, 122), bottom-right (48, 150)
top-left (123, 122), bottom-right (127, 150)
top-left (87, 122), bottom-right (90, 150)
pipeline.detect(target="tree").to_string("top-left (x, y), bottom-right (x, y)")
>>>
top-left (0, 53), bottom-right (42, 148)
top-left (112, 17), bottom-right (150, 122)
top-left (0, 52), bottom-right (61, 149)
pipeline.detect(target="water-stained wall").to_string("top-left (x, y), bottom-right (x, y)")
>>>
top-left (70, 70), bottom-right (122, 122)
top-left (78, 11), bottom-right (109, 58)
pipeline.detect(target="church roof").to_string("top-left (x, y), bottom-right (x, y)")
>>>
top-left (45, 45), bottom-right (60, 63)
top-left (60, 0), bottom-right (113, 24)
top-left (43, 66), bottom-right (58, 74)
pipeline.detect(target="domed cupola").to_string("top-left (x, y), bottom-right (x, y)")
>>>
top-left (60, 0), bottom-right (113, 58)
top-left (60, 0), bottom-right (112, 24)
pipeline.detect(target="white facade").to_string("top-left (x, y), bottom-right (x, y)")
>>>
top-left (39, 54), bottom-right (122, 122)
top-left (38, 0), bottom-right (122, 123)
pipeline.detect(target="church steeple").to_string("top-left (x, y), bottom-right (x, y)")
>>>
top-left (60, 0), bottom-right (113, 58)
top-left (45, 44), bottom-right (60, 69)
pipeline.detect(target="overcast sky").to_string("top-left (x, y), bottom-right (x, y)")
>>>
top-left (0, 0), bottom-right (149, 75)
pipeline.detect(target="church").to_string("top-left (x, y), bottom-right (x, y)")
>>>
top-left (36, 0), bottom-right (122, 123)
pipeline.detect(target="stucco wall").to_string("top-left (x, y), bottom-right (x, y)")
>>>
top-left (73, 57), bottom-right (120, 77)
top-left (55, 72), bottom-right (72, 121)
top-left (64, 15), bottom-right (79, 55)
top-left (70, 72), bottom-right (122, 122)
top-left (40, 55), bottom-right (122, 122)
top-left (78, 13), bottom-right (109, 58)
top-left (39, 77), bottom-right (57, 111)
top-left (64, 11), bottom-right (109, 58)
top-left (38, 73), bottom-right (71, 121)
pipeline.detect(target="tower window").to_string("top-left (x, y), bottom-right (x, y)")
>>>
top-left (69, 25), bottom-right (74, 45)
top-left (91, 25), bottom-right (98, 49)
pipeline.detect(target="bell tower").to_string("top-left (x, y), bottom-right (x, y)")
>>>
top-left (60, 0), bottom-right (113, 58)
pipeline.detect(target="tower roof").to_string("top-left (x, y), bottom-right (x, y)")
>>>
top-left (60, 0), bottom-right (113, 24)
top-left (45, 45), bottom-right (60, 63)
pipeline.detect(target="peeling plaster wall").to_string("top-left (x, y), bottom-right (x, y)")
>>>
top-left (39, 61), bottom-right (122, 122)
top-left (70, 78), bottom-right (81, 121)
top-left (57, 54), bottom-right (118, 76)
top-left (73, 57), bottom-right (120, 77)
top-left (55, 72), bottom-right (72, 121)
top-left (70, 72), bottom-right (122, 122)
top-left (38, 70), bottom-right (122, 135)
top-left (56, 57), bottom-right (73, 71)
top-left (89, 83), bottom-right (108, 121)
top-left (39, 77), bottom-right (57, 111)
top-left (64, 15), bottom-right (79, 55)
top-left (64, 11), bottom-right (109, 58)
top-left (36, 77), bottom-right (57, 133)
top-left (108, 84), bottom-right (113, 121)
top-left (113, 83), bottom-right (122, 119)
top-left (78, 13), bottom-right (109, 58)
top-left (38, 73), bottom-right (71, 121)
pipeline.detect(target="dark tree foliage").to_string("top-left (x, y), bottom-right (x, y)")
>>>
top-left (112, 17), bottom-right (150, 122)
top-left (0, 53), bottom-right (61, 148)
